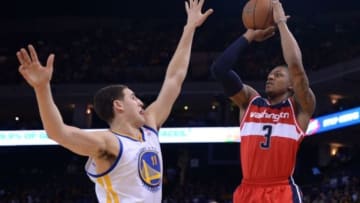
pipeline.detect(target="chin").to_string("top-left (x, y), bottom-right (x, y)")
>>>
top-left (265, 91), bottom-right (275, 98)
top-left (136, 117), bottom-right (146, 127)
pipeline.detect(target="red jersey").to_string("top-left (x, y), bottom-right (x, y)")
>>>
top-left (239, 96), bottom-right (305, 183)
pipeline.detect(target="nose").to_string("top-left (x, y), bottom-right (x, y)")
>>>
top-left (138, 99), bottom-right (144, 107)
top-left (267, 73), bottom-right (274, 81)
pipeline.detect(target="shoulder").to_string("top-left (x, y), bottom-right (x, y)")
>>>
top-left (230, 84), bottom-right (260, 110)
top-left (144, 113), bottom-right (159, 131)
top-left (89, 129), bottom-right (112, 137)
top-left (142, 125), bottom-right (159, 135)
top-left (90, 129), bottom-right (119, 149)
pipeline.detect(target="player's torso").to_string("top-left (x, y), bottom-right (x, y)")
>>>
top-left (86, 126), bottom-right (163, 203)
top-left (240, 96), bottom-right (304, 182)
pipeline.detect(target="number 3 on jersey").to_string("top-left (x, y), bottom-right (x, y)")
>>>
top-left (260, 125), bottom-right (272, 149)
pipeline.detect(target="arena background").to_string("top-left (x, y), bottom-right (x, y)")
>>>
top-left (0, 0), bottom-right (360, 202)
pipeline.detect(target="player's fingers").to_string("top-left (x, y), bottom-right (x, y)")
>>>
top-left (28, 45), bottom-right (39, 62)
top-left (268, 26), bottom-right (276, 32)
top-left (189, 0), bottom-right (194, 8)
top-left (272, 0), bottom-right (280, 9)
top-left (185, 1), bottom-right (190, 13)
top-left (46, 54), bottom-right (55, 68)
top-left (203, 9), bottom-right (214, 19)
top-left (16, 51), bottom-right (25, 65)
top-left (20, 48), bottom-right (32, 64)
top-left (198, 0), bottom-right (204, 8)
top-left (18, 65), bottom-right (25, 73)
top-left (272, 0), bottom-right (279, 4)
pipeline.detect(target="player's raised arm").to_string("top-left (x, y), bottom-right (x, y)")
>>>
top-left (17, 45), bottom-right (108, 157)
top-left (273, 0), bottom-right (316, 124)
top-left (210, 27), bottom-right (275, 110)
top-left (145, 0), bottom-right (213, 130)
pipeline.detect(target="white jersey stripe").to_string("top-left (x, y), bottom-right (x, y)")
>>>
top-left (241, 122), bottom-right (302, 141)
top-left (290, 176), bottom-right (303, 203)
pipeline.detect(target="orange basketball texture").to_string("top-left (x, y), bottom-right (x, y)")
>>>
top-left (242, 0), bottom-right (274, 29)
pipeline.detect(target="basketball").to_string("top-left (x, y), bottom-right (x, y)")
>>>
top-left (242, 0), bottom-right (274, 29)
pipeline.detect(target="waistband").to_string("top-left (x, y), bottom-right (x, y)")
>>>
top-left (241, 177), bottom-right (291, 186)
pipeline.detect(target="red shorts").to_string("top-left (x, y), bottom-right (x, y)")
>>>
top-left (233, 180), bottom-right (302, 203)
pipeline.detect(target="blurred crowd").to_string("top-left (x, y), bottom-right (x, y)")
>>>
top-left (0, 143), bottom-right (359, 203)
top-left (0, 17), bottom-right (359, 84)
top-left (1, 11), bottom-right (360, 203)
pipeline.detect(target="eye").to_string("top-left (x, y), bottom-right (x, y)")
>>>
top-left (275, 72), bottom-right (282, 77)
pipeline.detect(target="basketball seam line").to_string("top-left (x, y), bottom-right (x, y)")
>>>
top-left (253, 0), bottom-right (258, 29)
top-left (263, 0), bottom-right (272, 29)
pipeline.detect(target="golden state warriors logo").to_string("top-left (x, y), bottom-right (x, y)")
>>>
top-left (138, 150), bottom-right (162, 191)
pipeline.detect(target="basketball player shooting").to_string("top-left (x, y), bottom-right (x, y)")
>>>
top-left (16, 0), bottom-right (213, 202)
top-left (211, 0), bottom-right (316, 202)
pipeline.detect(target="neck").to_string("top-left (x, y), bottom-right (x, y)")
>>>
top-left (267, 94), bottom-right (290, 105)
top-left (110, 121), bottom-right (143, 141)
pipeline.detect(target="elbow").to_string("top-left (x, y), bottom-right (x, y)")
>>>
top-left (286, 51), bottom-right (303, 67)
top-left (287, 59), bottom-right (305, 73)
top-left (45, 124), bottom-right (69, 140)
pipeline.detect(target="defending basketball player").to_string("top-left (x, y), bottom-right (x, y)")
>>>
top-left (16, 0), bottom-right (213, 202)
top-left (211, 0), bottom-right (315, 202)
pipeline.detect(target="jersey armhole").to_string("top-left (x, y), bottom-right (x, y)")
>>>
top-left (239, 95), bottom-right (260, 129)
top-left (288, 98), bottom-right (306, 138)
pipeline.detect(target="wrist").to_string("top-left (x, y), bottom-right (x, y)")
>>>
top-left (275, 18), bottom-right (287, 25)
top-left (34, 83), bottom-right (51, 93)
top-left (184, 24), bottom-right (197, 31)
top-left (243, 30), bottom-right (254, 42)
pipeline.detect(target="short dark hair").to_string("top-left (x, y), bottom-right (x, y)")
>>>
top-left (93, 84), bottom-right (128, 124)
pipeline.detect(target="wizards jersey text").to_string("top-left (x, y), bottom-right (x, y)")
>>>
top-left (240, 96), bottom-right (305, 183)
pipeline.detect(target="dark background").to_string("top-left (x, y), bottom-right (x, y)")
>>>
top-left (0, 0), bottom-right (360, 202)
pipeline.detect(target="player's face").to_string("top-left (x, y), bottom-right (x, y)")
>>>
top-left (121, 88), bottom-right (146, 126)
top-left (265, 66), bottom-right (291, 97)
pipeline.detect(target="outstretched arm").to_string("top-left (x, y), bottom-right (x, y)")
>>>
top-left (210, 27), bottom-right (275, 109)
top-left (145, 0), bottom-right (213, 129)
top-left (17, 46), bottom-right (108, 157)
top-left (274, 0), bottom-right (316, 121)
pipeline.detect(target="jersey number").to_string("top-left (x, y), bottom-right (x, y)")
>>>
top-left (260, 125), bottom-right (272, 149)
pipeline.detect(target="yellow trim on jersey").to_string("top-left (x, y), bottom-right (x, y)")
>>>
top-left (97, 175), bottom-right (120, 203)
top-left (104, 175), bottom-right (120, 203)
top-left (97, 177), bottom-right (112, 203)
top-left (111, 129), bottom-right (143, 142)
top-left (121, 134), bottom-right (143, 142)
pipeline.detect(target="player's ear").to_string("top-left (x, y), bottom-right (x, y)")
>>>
top-left (113, 100), bottom-right (124, 112)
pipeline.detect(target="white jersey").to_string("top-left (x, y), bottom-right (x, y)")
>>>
top-left (85, 126), bottom-right (163, 203)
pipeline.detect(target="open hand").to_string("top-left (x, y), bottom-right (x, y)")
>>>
top-left (272, 0), bottom-right (290, 25)
top-left (185, 0), bottom-right (213, 28)
top-left (16, 45), bottom-right (55, 89)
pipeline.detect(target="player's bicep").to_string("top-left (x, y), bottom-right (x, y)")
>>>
top-left (294, 87), bottom-right (316, 116)
top-left (55, 126), bottom-right (108, 157)
top-left (145, 78), bottom-right (180, 129)
top-left (292, 72), bottom-right (316, 116)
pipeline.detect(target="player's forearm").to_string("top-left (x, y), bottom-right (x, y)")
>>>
top-left (210, 35), bottom-right (248, 96)
top-left (278, 22), bottom-right (303, 70)
top-left (34, 84), bottom-right (67, 140)
top-left (211, 35), bottom-right (249, 78)
top-left (165, 25), bottom-right (196, 85)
